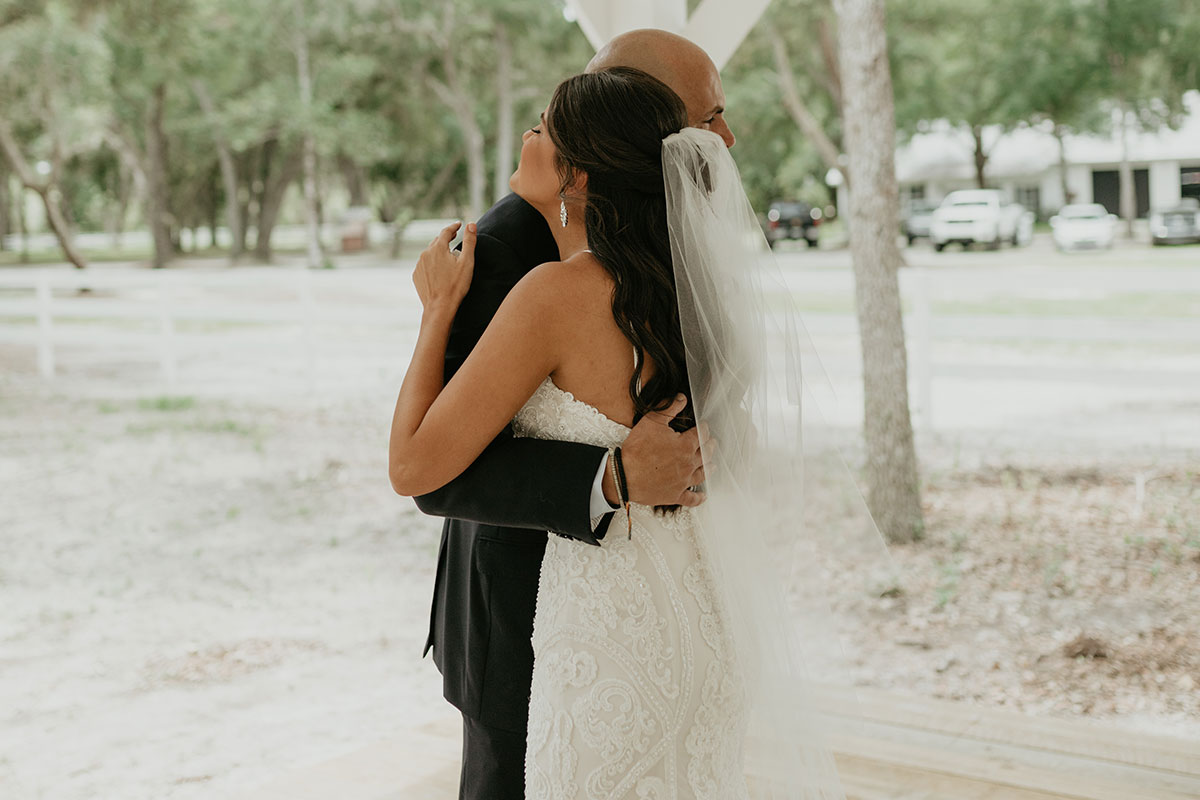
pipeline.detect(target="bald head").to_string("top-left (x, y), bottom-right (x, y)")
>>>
top-left (586, 29), bottom-right (735, 147)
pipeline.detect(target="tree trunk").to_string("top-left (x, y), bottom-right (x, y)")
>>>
top-left (338, 154), bottom-right (368, 206)
top-left (1053, 124), bottom-right (1071, 206)
top-left (971, 125), bottom-right (988, 189)
top-left (237, 148), bottom-right (256, 254)
top-left (770, 30), bottom-right (846, 183)
top-left (0, 165), bottom-right (10, 250)
top-left (432, 4), bottom-right (485, 220)
top-left (816, 16), bottom-right (844, 112)
top-left (254, 149), bottom-right (301, 262)
top-left (38, 186), bottom-right (89, 269)
top-left (293, 2), bottom-right (324, 269)
top-left (493, 23), bottom-right (515, 203)
top-left (1117, 103), bottom-right (1135, 238)
top-left (835, 0), bottom-right (923, 544)
top-left (192, 80), bottom-right (244, 262)
top-left (145, 82), bottom-right (173, 268)
top-left (101, 128), bottom-right (147, 254)
top-left (17, 184), bottom-right (29, 262)
top-left (108, 159), bottom-right (132, 250)
top-left (207, 162), bottom-right (220, 248)
top-left (0, 116), bottom-right (88, 269)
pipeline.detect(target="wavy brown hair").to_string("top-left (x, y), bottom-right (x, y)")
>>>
top-left (546, 67), bottom-right (692, 431)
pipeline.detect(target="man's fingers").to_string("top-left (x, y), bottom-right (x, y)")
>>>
top-left (435, 221), bottom-right (462, 248)
top-left (641, 393), bottom-right (686, 426)
top-left (667, 393), bottom-right (689, 420)
top-left (460, 221), bottom-right (477, 267)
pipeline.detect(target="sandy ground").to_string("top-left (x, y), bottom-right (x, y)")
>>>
top-left (1, 254), bottom-right (1198, 798)
top-left (0, 378), bottom-right (447, 799)
top-left (3, 375), bottom-right (1197, 800)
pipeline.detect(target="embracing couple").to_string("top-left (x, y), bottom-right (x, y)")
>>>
top-left (391, 28), bottom-right (843, 800)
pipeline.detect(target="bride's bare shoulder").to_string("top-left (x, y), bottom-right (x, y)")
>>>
top-left (507, 257), bottom-right (612, 312)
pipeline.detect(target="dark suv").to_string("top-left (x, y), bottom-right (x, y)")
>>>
top-left (765, 201), bottom-right (821, 248)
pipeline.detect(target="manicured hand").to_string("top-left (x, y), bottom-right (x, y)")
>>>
top-left (413, 221), bottom-right (476, 314)
top-left (611, 394), bottom-right (710, 508)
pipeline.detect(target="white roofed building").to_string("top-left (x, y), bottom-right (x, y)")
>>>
top-left (893, 91), bottom-right (1200, 220)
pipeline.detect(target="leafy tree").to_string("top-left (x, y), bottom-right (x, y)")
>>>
top-left (0, 1), bottom-right (110, 268)
top-left (1006, 0), bottom-right (1108, 205)
top-left (101, 0), bottom-right (199, 267)
top-left (721, 1), bottom-right (841, 212)
top-left (889, 0), bottom-right (1041, 188)
top-left (1084, 0), bottom-right (1195, 231)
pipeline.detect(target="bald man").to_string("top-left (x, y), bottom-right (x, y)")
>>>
top-left (588, 29), bottom-right (735, 148)
top-left (414, 29), bottom-right (736, 800)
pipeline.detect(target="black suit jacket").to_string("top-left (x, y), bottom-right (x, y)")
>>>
top-left (414, 193), bottom-right (614, 733)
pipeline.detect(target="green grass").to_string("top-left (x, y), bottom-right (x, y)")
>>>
top-left (193, 419), bottom-right (257, 437)
top-left (934, 558), bottom-right (960, 609)
top-left (138, 395), bottom-right (196, 412)
top-left (125, 417), bottom-right (261, 441)
top-left (0, 247), bottom-right (154, 265)
top-left (0, 244), bottom-right (304, 266)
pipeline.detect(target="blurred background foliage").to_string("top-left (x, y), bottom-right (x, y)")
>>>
top-left (0, 0), bottom-right (1195, 266)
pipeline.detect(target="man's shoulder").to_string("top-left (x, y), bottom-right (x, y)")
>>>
top-left (476, 194), bottom-right (558, 269)
top-left (476, 193), bottom-right (543, 236)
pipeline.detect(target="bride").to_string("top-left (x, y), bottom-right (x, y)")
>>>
top-left (391, 67), bottom-right (849, 799)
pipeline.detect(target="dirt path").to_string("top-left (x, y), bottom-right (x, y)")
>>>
top-left (2, 374), bottom-right (1196, 799)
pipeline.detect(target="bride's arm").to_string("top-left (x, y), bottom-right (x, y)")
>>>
top-left (389, 223), bottom-right (567, 497)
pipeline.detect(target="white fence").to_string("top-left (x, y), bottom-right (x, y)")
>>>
top-left (2, 264), bottom-right (1198, 436)
top-left (0, 266), bottom-right (423, 399)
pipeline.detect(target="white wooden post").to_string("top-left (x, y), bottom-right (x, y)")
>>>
top-left (36, 270), bottom-right (54, 378)
top-left (909, 266), bottom-right (933, 433)
top-left (568, 0), bottom-right (686, 50)
top-left (157, 271), bottom-right (177, 388)
top-left (567, 0), bottom-right (771, 70)
top-left (684, 0), bottom-right (775, 70)
top-left (299, 267), bottom-right (317, 394)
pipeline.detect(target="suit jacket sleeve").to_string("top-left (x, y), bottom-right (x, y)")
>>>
top-left (412, 230), bottom-right (614, 545)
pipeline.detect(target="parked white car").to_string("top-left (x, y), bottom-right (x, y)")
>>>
top-left (1049, 204), bottom-right (1118, 251)
top-left (1150, 198), bottom-right (1200, 245)
top-left (929, 190), bottom-right (1035, 251)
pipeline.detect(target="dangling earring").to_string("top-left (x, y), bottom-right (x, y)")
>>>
top-left (559, 199), bottom-right (568, 228)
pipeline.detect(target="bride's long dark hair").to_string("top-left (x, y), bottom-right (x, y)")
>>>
top-left (546, 67), bottom-right (693, 430)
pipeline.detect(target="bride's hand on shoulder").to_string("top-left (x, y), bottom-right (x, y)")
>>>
top-left (414, 221), bottom-right (476, 317)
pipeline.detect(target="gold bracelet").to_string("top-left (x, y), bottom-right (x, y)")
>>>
top-left (608, 448), bottom-right (622, 508)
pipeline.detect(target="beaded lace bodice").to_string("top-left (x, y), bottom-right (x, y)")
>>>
top-left (513, 378), bottom-right (747, 800)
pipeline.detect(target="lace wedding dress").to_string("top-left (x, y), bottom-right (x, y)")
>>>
top-left (514, 377), bottom-right (749, 800)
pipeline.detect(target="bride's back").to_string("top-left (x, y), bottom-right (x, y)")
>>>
top-left (526, 67), bottom-right (695, 433)
top-left (541, 252), bottom-right (656, 429)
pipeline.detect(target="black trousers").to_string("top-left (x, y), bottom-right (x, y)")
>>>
top-left (459, 713), bottom-right (526, 800)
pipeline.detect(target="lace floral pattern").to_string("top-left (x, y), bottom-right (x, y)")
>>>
top-left (515, 378), bottom-right (747, 799)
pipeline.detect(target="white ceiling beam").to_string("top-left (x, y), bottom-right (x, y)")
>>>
top-left (684, 0), bottom-right (775, 70)
top-left (567, 0), bottom-right (771, 72)
top-left (567, 0), bottom-right (688, 51)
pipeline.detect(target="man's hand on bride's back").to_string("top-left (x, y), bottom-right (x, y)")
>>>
top-left (619, 394), bottom-right (710, 508)
top-left (414, 221), bottom-right (476, 315)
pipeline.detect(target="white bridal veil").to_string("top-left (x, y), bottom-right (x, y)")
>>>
top-left (662, 127), bottom-right (895, 798)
